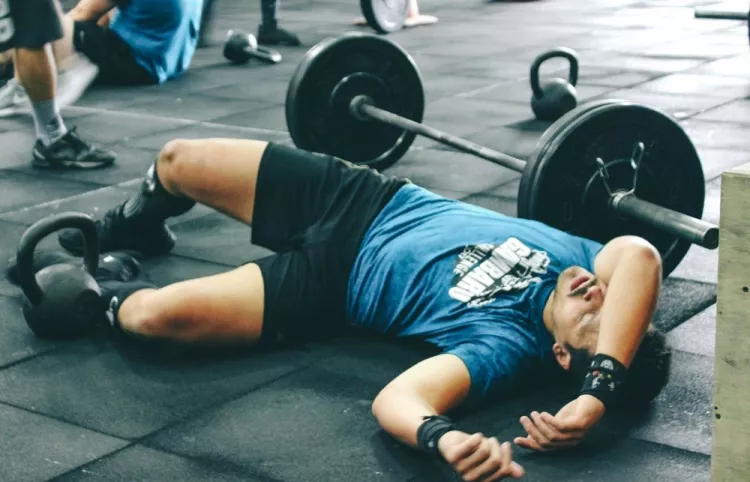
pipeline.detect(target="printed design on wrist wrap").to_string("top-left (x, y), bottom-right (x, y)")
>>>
top-left (580, 354), bottom-right (628, 408)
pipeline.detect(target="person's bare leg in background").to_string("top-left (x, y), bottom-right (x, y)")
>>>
top-left (0, 0), bottom-right (114, 168)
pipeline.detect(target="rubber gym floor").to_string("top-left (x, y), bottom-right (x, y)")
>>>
top-left (0, 0), bottom-right (743, 480)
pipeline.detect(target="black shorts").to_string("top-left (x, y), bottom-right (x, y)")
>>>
top-left (252, 143), bottom-right (408, 345)
top-left (0, 0), bottom-right (63, 50)
top-left (73, 21), bottom-right (156, 86)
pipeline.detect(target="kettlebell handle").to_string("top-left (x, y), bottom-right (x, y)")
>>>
top-left (529, 47), bottom-right (579, 99)
top-left (16, 212), bottom-right (99, 306)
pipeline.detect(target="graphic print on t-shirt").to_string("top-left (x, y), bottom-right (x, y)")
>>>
top-left (449, 238), bottom-right (550, 307)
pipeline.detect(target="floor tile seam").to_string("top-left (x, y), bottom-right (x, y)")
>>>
top-left (0, 179), bottom-right (141, 219)
top-left (56, 105), bottom-right (292, 138)
top-left (0, 362), bottom-right (316, 447)
top-left (0, 345), bottom-right (60, 372)
top-left (0, 398), bottom-right (132, 443)
top-left (44, 442), bottom-right (138, 482)
top-left (623, 432), bottom-right (714, 458)
top-left (106, 443), bottom-right (287, 482)
top-left (131, 364), bottom-right (318, 447)
top-left (680, 97), bottom-right (750, 124)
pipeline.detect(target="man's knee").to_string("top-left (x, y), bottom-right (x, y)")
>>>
top-left (120, 291), bottom-right (188, 341)
top-left (157, 138), bottom-right (193, 192)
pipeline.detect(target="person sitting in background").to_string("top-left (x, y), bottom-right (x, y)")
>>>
top-left (1, 0), bottom-right (203, 106)
top-left (0, 0), bottom-right (115, 168)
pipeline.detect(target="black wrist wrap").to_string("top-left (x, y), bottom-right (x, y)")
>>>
top-left (417, 415), bottom-right (455, 462)
top-left (580, 354), bottom-right (628, 408)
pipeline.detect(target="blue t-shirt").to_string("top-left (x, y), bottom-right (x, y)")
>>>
top-left (347, 184), bottom-right (603, 405)
top-left (111, 0), bottom-right (203, 84)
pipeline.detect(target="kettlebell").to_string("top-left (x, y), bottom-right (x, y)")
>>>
top-left (529, 48), bottom-right (579, 122)
top-left (17, 212), bottom-right (101, 340)
top-left (223, 29), bottom-right (282, 65)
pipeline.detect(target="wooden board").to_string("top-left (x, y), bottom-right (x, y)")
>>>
top-left (713, 162), bottom-right (750, 481)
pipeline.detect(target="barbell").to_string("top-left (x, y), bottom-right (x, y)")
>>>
top-left (285, 33), bottom-right (718, 277)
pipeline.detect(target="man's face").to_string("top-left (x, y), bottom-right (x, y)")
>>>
top-left (549, 266), bottom-right (606, 358)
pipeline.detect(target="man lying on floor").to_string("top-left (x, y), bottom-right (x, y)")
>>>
top-left (38, 139), bottom-right (672, 481)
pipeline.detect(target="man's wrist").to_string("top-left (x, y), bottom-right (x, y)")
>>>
top-left (417, 415), bottom-right (456, 461)
top-left (579, 354), bottom-right (628, 409)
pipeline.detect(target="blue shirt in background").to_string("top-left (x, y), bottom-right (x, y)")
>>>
top-left (111, 0), bottom-right (203, 83)
top-left (347, 184), bottom-right (603, 405)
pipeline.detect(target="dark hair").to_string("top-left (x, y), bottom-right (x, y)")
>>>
top-left (566, 325), bottom-right (672, 409)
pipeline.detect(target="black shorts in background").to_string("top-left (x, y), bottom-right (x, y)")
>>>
top-left (73, 21), bottom-right (156, 86)
top-left (251, 143), bottom-right (408, 345)
top-left (0, 0), bottom-right (63, 50)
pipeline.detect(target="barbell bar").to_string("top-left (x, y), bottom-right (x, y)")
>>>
top-left (351, 95), bottom-right (717, 249)
top-left (285, 33), bottom-right (718, 276)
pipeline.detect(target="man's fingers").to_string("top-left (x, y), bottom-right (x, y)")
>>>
top-left (514, 435), bottom-right (546, 452)
top-left (446, 433), bottom-right (483, 464)
top-left (455, 437), bottom-right (492, 474)
top-left (483, 444), bottom-right (525, 482)
top-left (531, 411), bottom-right (561, 441)
top-left (520, 415), bottom-right (550, 447)
top-left (461, 438), bottom-right (503, 482)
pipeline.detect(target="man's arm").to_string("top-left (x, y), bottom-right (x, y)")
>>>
top-left (372, 353), bottom-right (470, 446)
top-left (593, 235), bottom-right (662, 367)
top-left (515, 236), bottom-right (662, 452)
top-left (68, 0), bottom-right (117, 23)
top-left (372, 354), bottom-right (524, 481)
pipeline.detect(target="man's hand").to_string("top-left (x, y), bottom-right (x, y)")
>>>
top-left (514, 395), bottom-right (605, 451)
top-left (439, 430), bottom-right (525, 481)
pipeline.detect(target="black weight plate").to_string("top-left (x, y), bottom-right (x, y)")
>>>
top-left (285, 33), bottom-right (424, 171)
top-left (518, 100), bottom-right (705, 278)
top-left (361, 0), bottom-right (408, 34)
top-left (522, 99), bottom-right (623, 194)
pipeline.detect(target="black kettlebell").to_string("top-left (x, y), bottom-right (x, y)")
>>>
top-left (17, 212), bottom-right (101, 340)
top-left (529, 48), bottom-right (579, 122)
top-left (223, 29), bottom-right (282, 65)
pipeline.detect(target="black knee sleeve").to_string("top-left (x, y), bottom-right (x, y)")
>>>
top-left (122, 161), bottom-right (196, 222)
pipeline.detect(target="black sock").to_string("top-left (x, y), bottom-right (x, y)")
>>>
top-left (261, 0), bottom-right (278, 28)
top-left (121, 162), bottom-right (196, 223)
top-left (101, 280), bottom-right (158, 331)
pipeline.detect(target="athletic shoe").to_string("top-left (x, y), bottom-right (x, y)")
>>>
top-left (32, 127), bottom-right (116, 169)
top-left (58, 203), bottom-right (177, 257)
top-left (0, 78), bottom-right (30, 117)
top-left (94, 252), bottom-right (157, 330)
top-left (55, 55), bottom-right (99, 109)
top-left (257, 24), bottom-right (301, 46)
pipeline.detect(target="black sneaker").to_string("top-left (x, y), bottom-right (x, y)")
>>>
top-left (32, 127), bottom-right (116, 170)
top-left (58, 203), bottom-right (177, 257)
top-left (96, 253), bottom-right (156, 331)
top-left (257, 24), bottom-right (301, 46)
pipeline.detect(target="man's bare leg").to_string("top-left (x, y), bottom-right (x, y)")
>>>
top-left (13, 45), bottom-right (67, 143)
top-left (114, 263), bottom-right (266, 345)
top-left (58, 138), bottom-right (270, 254)
top-left (154, 138), bottom-right (268, 224)
top-left (90, 139), bottom-right (273, 345)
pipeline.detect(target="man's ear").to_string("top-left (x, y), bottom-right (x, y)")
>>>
top-left (553, 342), bottom-right (571, 371)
